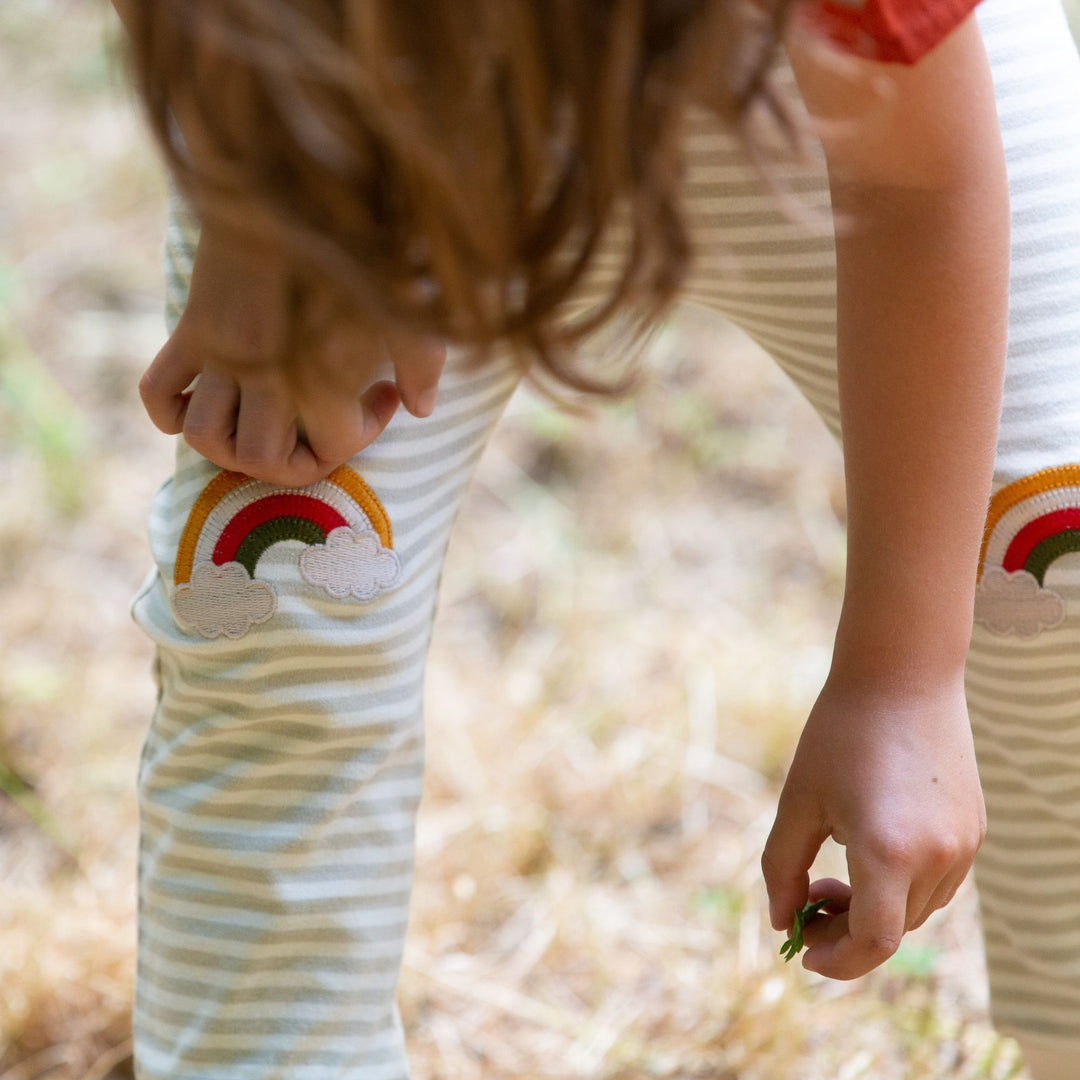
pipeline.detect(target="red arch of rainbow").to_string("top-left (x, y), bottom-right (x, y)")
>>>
top-left (212, 494), bottom-right (347, 567)
top-left (1002, 507), bottom-right (1080, 584)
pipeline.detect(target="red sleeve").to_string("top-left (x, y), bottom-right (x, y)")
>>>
top-left (809, 0), bottom-right (983, 65)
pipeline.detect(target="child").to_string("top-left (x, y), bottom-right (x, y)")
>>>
top-left (114, 1), bottom-right (1080, 1078)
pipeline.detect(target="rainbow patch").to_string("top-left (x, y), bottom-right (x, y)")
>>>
top-left (171, 465), bottom-right (401, 639)
top-left (973, 465), bottom-right (1080, 638)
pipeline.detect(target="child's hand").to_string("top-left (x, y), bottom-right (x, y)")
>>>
top-left (761, 676), bottom-right (986, 980)
top-left (139, 222), bottom-right (446, 487)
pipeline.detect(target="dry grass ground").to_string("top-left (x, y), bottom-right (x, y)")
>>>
top-left (0, 1), bottom-right (1048, 1077)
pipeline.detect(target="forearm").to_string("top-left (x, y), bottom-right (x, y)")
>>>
top-left (783, 13), bottom-right (1012, 689)
top-left (831, 173), bottom-right (1009, 687)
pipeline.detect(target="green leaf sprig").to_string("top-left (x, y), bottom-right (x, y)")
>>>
top-left (779, 898), bottom-right (831, 962)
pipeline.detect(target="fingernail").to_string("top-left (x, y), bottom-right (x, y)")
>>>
top-left (414, 388), bottom-right (438, 417)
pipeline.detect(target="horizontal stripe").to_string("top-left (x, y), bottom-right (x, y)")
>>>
top-left (145, 966), bottom-right (400, 1006)
top-left (135, 1048), bottom-right (406, 1080)
top-left (140, 985), bottom-right (401, 1029)
top-left (138, 922), bottom-right (409, 970)
top-left (139, 917), bottom-right (410, 959)
top-left (143, 888), bottom-right (415, 938)
top-left (154, 861), bottom-right (415, 904)
top-left (968, 888), bottom-right (1080, 931)
top-left (963, 684), bottom-right (1080, 719)
top-left (977, 847), bottom-right (1080, 878)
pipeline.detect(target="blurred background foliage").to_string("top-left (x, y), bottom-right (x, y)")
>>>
top-left (5, 1), bottom-right (1079, 1077)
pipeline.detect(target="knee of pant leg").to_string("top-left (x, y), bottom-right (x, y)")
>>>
top-left (130, 454), bottom-right (436, 755)
top-left (131, 354), bottom-right (520, 656)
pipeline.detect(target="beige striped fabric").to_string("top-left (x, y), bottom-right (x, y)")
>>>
top-left (131, 0), bottom-right (1080, 1073)
top-left (674, 0), bottom-right (1080, 1052)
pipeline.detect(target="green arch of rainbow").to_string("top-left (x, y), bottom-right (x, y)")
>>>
top-left (1022, 531), bottom-right (1080, 585)
top-left (231, 516), bottom-right (330, 577)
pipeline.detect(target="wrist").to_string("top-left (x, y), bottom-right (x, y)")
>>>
top-left (829, 596), bottom-right (972, 694)
top-left (819, 658), bottom-right (969, 733)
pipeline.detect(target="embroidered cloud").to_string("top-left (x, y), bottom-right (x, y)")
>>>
top-left (172, 561), bottom-right (277, 639)
top-left (974, 567), bottom-right (1066, 639)
top-left (299, 526), bottom-right (402, 602)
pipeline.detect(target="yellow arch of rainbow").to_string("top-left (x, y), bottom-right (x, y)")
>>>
top-left (978, 464), bottom-right (1080, 580)
top-left (175, 465), bottom-right (393, 586)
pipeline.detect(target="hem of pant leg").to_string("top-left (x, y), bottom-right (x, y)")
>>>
top-left (134, 1065), bottom-right (409, 1080)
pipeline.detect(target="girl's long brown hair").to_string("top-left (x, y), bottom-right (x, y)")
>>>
top-left (123, 0), bottom-right (796, 390)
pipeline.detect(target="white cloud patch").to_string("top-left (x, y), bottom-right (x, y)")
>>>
top-left (172, 561), bottom-right (277, 639)
top-left (299, 526), bottom-right (402, 602)
top-left (974, 567), bottom-right (1066, 639)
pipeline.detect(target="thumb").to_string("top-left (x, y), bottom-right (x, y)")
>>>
top-left (139, 336), bottom-right (204, 435)
top-left (761, 793), bottom-right (828, 932)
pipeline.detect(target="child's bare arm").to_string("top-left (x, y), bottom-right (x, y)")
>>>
top-left (762, 16), bottom-right (1008, 979)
